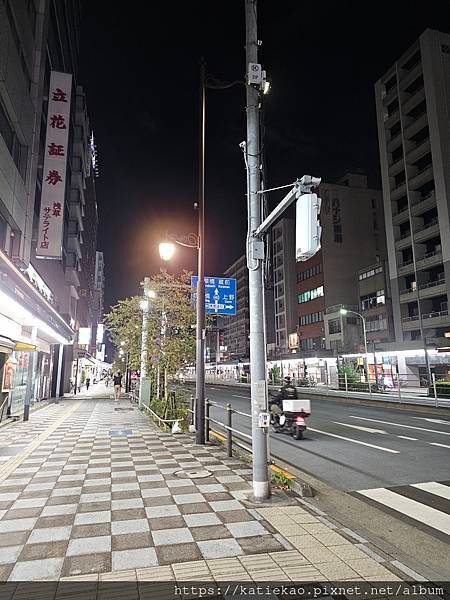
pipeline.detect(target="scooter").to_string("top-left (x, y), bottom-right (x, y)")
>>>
top-left (269, 397), bottom-right (311, 440)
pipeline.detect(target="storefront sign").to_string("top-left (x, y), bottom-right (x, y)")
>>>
top-left (36, 71), bottom-right (72, 259)
top-left (2, 356), bottom-right (16, 392)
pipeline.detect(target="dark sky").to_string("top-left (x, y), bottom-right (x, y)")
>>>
top-left (79, 1), bottom-right (448, 310)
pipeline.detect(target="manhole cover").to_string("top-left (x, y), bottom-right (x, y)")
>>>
top-left (174, 469), bottom-right (212, 479)
top-left (109, 430), bottom-right (133, 436)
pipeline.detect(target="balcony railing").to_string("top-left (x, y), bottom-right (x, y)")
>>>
top-left (400, 278), bottom-right (446, 295)
top-left (423, 310), bottom-right (449, 320)
top-left (402, 315), bottom-right (419, 323)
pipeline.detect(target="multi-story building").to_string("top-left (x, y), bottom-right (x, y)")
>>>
top-left (357, 261), bottom-right (394, 347)
top-left (272, 218), bottom-right (298, 353)
top-left (375, 29), bottom-right (450, 347)
top-left (0, 1), bottom-right (101, 417)
top-left (221, 255), bottom-right (250, 361)
top-left (290, 172), bottom-right (386, 355)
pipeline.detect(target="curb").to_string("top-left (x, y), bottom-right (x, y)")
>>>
top-left (209, 429), bottom-right (314, 498)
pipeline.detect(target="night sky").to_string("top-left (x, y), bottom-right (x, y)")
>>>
top-left (79, 1), bottom-right (448, 311)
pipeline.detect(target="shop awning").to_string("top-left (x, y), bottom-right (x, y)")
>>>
top-left (0, 336), bottom-right (16, 354)
top-left (14, 341), bottom-right (37, 352)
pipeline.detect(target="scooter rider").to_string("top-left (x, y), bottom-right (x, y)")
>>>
top-left (270, 376), bottom-right (297, 423)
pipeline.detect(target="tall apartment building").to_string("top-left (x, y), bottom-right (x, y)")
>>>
top-left (273, 173), bottom-right (386, 355)
top-left (0, 1), bottom-right (101, 417)
top-left (221, 255), bottom-right (250, 361)
top-left (272, 218), bottom-right (298, 352)
top-left (375, 29), bottom-right (450, 346)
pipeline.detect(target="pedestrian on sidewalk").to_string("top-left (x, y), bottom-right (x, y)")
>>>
top-left (86, 376), bottom-right (91, 391)
top-left (113, 371), bottom-right (122, 401)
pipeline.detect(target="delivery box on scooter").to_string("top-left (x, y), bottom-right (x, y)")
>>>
top-left (282, 399), bottom-right (311, 414)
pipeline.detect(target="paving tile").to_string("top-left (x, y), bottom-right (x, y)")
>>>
top-left (238, 535), bottom-right (286, 554)
top-left (346, 558), bottom-right (394, 577)
top-left (172, 559), bottom-right (212, 581)
top-left (217, 510), bottom-right (254, 523)
top-left (329, 544), bottom-right (369, 562)
top-left (173, 493), bottom-right (205, 505)
top-left (112, 532), bottom-right (153, 551)
top-left (34, 514), bottom-right (75, 529)
top-left (225, 521), bottom-right (269, 538)
top-left (80, 492), bottom-right (111, 503)
top-left (28, 525), bottom-right (72, 544)
top-left (317, 560), bottom-right (359, 580)
top-left (190, 525), bottom-right (233, 542)
top-left (141, 487), bottom-right (170, 498)
top-left (143, 496), bottom-right (175, 508)
top-left (9, 557), bottom-right (64, 581)
top-left (67, 535), bottom-right (111, 556)
top-left (112, 547), bottom-right (158, 571)
top-left (148, 516), bottom-right (186, 530)
top-left (209, 500), bottom-right (244, 512)
top-left (145, 505), bottom-right (181, 518)
top-left (152, 527), bottom-right (194, 546)
top-left (156, 542), bottom-right (202, 566)
top-left (0, 545), bottom-right (23, 565)
top-left (0, 517), bottom-right (37, 533)
top-left (183, 513), bottom-right (221, 528)
top-left (18, 540), bottom-right (68, 561)
top-left (1, 507), bottom-right (42, 520)
top-left (74, 510), bottom-right (111, 525)
top-left (111, 519), bottom-right (149, 535)
top-left (314, 532), bottom-right (351, 547)
top-left (77, 501), bottom-right (111, 513)
top-left (111, 508), bottom-right (147, 522)
top-left (61, 553), bottom-right (111, 577)
top-left (177, 502), bottom-right (212, 515)
top-left (111, 498), bottom-right (144, 510)
top-left (11, 497), bottom-right (47, 509)
top-left (198, 538), bottom-right (243, 559)
top-left (72, 523), bottom-right (111, 538)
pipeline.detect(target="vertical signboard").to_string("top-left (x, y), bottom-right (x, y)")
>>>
top-left (296, 193), bottom-right (321, 262)
top-left (36, 71), bottom-right (72, 259)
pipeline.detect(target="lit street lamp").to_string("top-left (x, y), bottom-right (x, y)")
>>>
top-left (340, 308), bottom-right (372, 395)
top-left (159, 231), bottom-right (205, 444)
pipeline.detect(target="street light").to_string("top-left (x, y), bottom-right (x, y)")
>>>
top-left (158, 231), bottom-right (205, 444)
top-left (340, 308), bottom-right (372, 395)
top-left (159, 242), bottom-right (176, 262)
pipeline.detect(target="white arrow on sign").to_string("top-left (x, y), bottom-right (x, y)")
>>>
top-left (334, 422), bottom-right (387, 434)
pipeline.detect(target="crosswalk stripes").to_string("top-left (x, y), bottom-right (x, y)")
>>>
top-left (353, 481), bottom-right (450, 541)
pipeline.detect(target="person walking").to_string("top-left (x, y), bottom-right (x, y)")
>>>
top-left (113, 371), bottom-right (122, 401)
top-left (85, 376), bottom-right (91, 391)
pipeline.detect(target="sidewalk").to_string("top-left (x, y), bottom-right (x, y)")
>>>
top-left (0, 392), bottom-right (419, 585)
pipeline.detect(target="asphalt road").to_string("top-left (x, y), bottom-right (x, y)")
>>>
top-left (194, 383), bottom-right (450, 493)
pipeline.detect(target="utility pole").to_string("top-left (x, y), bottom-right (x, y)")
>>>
top-left (245, 0), bottom-right (270, 501)
top-left (195, 58), bottom-right (206, 444)
top-left (140, 276), bottom-right (151, 407)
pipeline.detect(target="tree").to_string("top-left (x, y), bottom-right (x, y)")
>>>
top-left (104, 270), bottom-right (196, 398)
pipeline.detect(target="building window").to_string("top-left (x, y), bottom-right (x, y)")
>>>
top-left (299, 311), bottom-right (324, 326)
top-left (297, 263), bottom-right (322, 282)
top-left (328, 318), bottom-right (341, 335)
top-left (300, 337), bottom-right (325, 351)
top-left (361, 289), bottom-right (385, 311)
top-left (366, 314), bottom-right (387, 332)
top-left (358, 266), bottom-right (383, 280)
top-left (332, 198), bottom-right (342, 243)
top-left (0, 101), bottom-right (28, 181)
top-left (298, 286), bottom-right (324, 304)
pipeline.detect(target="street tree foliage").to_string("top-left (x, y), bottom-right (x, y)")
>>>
top-left (105, 270), bottom-right (197, 380)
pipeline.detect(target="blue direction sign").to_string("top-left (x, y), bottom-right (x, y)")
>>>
top-left (191, 276), bottom-right (237, 316)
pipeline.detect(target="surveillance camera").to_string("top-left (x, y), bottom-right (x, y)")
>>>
top-left (239, 141), bottom-right (246, 150)
top-left (193, 202), bottom-right (198, 210)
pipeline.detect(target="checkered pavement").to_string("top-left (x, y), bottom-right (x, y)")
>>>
top-left (0, 397), bottom-right (291, 580)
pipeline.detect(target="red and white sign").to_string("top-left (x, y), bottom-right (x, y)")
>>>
top-left (36, 71), bottom-right (72, 259)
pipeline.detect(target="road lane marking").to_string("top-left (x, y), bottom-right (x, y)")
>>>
top-left (358, 488), bottom-right (450, 535)
top-left (307, 427), bottom-right (399, 453)
top-left (397, 436), bottom-right (418, 441)
top-left (333, 422), bottom-right (387, 434)
top-left (411, 417), bottom-right (450, 425)
top-left (412, 482), bottom-right (450, 500)
top-left (350, 416), bottom-right (450, 436)
top-left (429, 442), bottom-right (450, 449)
top-left (231, 395), bottom-right (250, 399)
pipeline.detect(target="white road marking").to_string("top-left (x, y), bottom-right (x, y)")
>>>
top-left (429, 442), bottom-right (450, 449)
top-left (231, 395), bottom-right (250, 399)
top-left (358, 488), bottom-right (450, 535)
top-left (412, 482), bottom-right (450, 500)
top-left (397, 436), bottom-right (418, 441)
top-left (333, 422), bottom-right (387, 434)
top-left (411, 417), bottom-right (450, 425)
top-left (307, 427), bottom-right (399, 453)
top-left (350, 416), bottom-right (450, 436)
